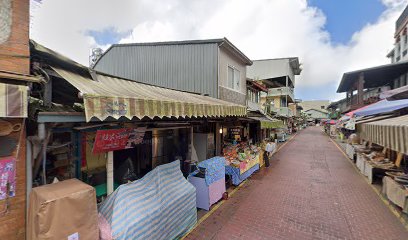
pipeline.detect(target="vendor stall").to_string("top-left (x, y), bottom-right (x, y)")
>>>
top-left (188, 156), bottom-right (226, 211)
top-left (382, 175), bottom-right (408, 214)
top-left (223, 142), bottom-right (261, 185)
top-left (356, 150), bottom-right (401, 184)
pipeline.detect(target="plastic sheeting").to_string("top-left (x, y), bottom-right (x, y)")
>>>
top-left (189, 156), bottom-right (225, 186)
top-left (225, 163), bottom-right (260, 186)
top-left (98, 160), bottom-right (197, 240)
top-left (354, 99), bottom-right (408, 117)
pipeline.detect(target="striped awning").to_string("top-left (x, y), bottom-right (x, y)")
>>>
top-left (248, 116), bottom-right (284, 129)
top-left (0, 83), bottom-right (28, 118)
top-left (52, 67), bottom-right (246, 122)
top-left (261, 119), bottom-right (284, 129)
top-left (360, 115), bottom-right (408, 154)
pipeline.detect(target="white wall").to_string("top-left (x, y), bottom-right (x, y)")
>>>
top-left (218, 47), bottom-right (247, 105)
top-left (218, 48), bottom-right (247, 94)
top-left (305, 109), bottom-right (328, 119)
top-left (247, 59), bottom-right (295, 86)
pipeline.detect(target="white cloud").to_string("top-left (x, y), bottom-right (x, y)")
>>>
top-left (30, 0), bottom-right (408, 100)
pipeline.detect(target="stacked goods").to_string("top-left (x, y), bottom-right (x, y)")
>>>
top-left (223, 142), bottom-right (261, 168)
top-left (363, 152), bottom-right (397, 170)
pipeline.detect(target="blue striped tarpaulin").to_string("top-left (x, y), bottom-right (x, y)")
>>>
top-left (98, 160), bottom-right (197, 240)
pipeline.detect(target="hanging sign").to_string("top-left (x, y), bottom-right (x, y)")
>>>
top-left (125, 127), bottom-right (147, 148)
top-left (0, 157), bottom-right (16, 200)
top-left (93, 129), bottom-right (130, 154)
top-left (93, 127), bottom-right (147, 154)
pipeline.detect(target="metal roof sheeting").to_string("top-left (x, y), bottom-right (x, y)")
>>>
top-left (52, 67), bottom-right (246, 122)
top-left (94, 43), bottom-right (219, 98)
top-left (337, 61), bottom-right (408, 93)
top-left (360, 115), bottom-right (408, 154)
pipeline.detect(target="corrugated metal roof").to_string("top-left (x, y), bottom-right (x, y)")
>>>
top-left (337, 60), bottom-right (408, 93)
top-left (52, 67), bottom-right (246, 122)
top-left (94, 37), bottom-right (252, 68)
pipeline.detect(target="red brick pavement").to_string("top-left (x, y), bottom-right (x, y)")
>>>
top-left (185, 127), bottom-right (408, 240)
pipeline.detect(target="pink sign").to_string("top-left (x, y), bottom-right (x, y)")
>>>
top-left (0, 157), bottom-right (16, 200)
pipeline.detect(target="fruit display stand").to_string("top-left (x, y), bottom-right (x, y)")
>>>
top-left (223, 142), bottom-right (261, 186)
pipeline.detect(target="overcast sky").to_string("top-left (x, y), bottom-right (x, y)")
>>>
top-left (30, 0), bottom-right (408, 101)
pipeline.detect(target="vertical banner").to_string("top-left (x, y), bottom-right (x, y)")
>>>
top-left (0, 157), bottom-right (16, 200)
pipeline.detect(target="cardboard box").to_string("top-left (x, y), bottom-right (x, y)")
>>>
top-left (28, 179), bottom-right (99, 240)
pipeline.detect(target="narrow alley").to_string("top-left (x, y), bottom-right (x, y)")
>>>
top-left (185, 127), bottom-right (408, 240)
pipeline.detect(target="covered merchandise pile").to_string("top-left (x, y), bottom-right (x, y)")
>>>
top-left (355, 147), bottom-right (401, 183)
top-left (28, 179), bottom-right (99, 240)
top-left (382, 173), bottom-right (408, 213)
top-left (98, 160), bottom-right (197, 240)
top-left (188, 157), bottom-right (226, 210)
top-left (361, 151), bottom-right (397, 170)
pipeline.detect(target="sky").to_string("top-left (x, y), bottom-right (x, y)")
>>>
top-left (30, 0), bottom-right (408, 101)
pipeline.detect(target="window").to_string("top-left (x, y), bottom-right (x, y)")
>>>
top-left (321, 106), bottom-right (325, 109)
top-left (394, 78), bottom-right (400, 89)
top-left (227, 66), bottom-right (241, 91)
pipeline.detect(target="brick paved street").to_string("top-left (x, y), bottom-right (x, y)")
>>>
top-left (185, 127), bottom-right (408, 240)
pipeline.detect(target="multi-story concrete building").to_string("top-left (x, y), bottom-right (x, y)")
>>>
top-left (335, 4), bottom-right (408, 112)
top-left (246, 58), bottom-right (302, 118)
top-left (387, 5), bottom-right (408, 63)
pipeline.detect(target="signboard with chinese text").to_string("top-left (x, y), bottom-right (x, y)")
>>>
top-left (93, 129), bottom-right (130, 154)
top-left (92, 127), bottom-right (147, 154)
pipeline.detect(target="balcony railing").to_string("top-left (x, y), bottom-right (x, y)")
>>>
top-left (268, 106), bottom-right (293, 117)
top-left (267, 87), bottom-right (294, 102)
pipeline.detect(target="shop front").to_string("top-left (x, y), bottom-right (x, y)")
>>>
top-left (26, 42), bottom-right (247, 239)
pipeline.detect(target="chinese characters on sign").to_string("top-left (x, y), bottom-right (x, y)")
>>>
top-left (93, 128), bottom-right (147, 154)
top-left (105, 101), bottom-right (127, 116)
top-left (0, 157), bottom-right (16, 200)
top-left (93, 129), bottom-right (130, 154)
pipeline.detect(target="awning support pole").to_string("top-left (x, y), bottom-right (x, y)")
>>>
top-left (107, 151), bottom-right (114, 195)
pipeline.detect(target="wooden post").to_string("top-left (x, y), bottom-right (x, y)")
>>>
top-left (107, 151), bottom-right (114, 195)
top-left (357, 73), bottom-right (365, 106)
top-left (395, 152), bottom-right (403, 168)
